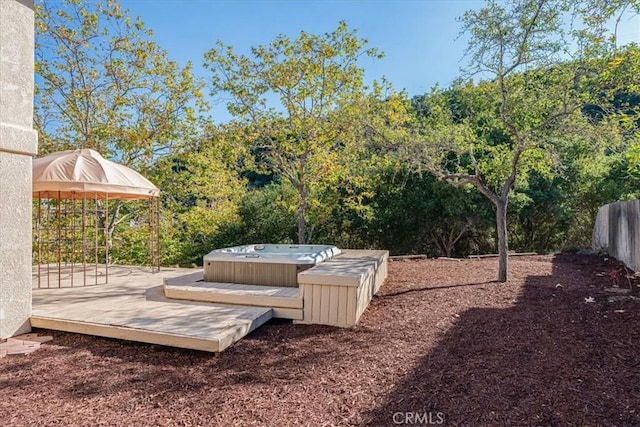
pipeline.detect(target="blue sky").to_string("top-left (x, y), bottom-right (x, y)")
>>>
top-left (125, 0), bottom-right (479, 94)
top-left (123, 0), bottom-right (483, 121)
top-left (123, 0), bottom-right (639, 121)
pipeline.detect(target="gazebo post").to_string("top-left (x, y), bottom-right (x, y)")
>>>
top-left (36, 192), bottom-right (41, 289)
top-left (82, 196), bottom-right (86, 286)
top-left (57, 191), bottom-right (61, 288)
top-left (105, 192), bottom-right (109, 283)
top-left (94, 193), bottom-right (98, 286)
top-left (148, 197), bottom-right (161, 273)
top-left (45, 198), bottom-right (50, 289)
top-left (71, 194), bottom-right (75, 287)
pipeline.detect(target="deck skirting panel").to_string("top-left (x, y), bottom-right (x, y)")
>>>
top-left (296, 250), bottom-right (388, 327)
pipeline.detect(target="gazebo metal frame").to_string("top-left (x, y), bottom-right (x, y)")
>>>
top-left (32, 149), bottom-right (160, 288)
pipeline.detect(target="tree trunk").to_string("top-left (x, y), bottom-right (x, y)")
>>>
top-left (106, 200), bottom-right (122, 242)
top-left (297, 190), bottom-right (307, 244)
top-left (96, 200), bottom-right (122, 265)
top-left (496, 198), bottom-right (509, 282)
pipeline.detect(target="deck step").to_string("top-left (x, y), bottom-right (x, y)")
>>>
top-left (164, 272), bottom-right (303, 319)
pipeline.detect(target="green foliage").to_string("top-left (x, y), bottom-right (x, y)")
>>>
top-left (572, 0), bottom-right (640, 55)
top-left (365, 170), bottom-right (495, 257)
top-left (204, 21), bottom-right (396, 243)
top-left (35, 0), bottom-right (205, 168)
top-left (627, 139), bottom-right (640, 176)
top-left (228, 183), bottom-right (298, 245)
top-left (157, 183), bottom-right (298, 267)
top-left (33, 0), bottom-right (640, 267)
top-left (109, 206), bottom-right (151, 265)
top-left (34, 0), bottom-right (208, 267)
top-left (146, 124), bottom-right (248, 266)
top-left (506, 108), bottom-right (638, 252)
top-left (394, 0), bottom-right (638, 281)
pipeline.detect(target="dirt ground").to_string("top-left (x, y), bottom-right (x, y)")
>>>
top-left (1, 254), bottom-right (639, 426)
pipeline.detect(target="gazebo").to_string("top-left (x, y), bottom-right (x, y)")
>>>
top-left (33, 149), bottom-right (160, 288)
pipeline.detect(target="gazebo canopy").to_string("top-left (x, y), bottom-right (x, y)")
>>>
top-left (33, 149), bottom-right (159, 200)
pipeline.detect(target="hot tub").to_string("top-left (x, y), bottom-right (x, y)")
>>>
top-left (203, 244), bottom-right (341, 287)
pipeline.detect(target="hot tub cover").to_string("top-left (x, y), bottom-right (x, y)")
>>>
top-left (33, 149), bottom-right (159, 200)
top-left (204, 244), bottom-right (341, 265)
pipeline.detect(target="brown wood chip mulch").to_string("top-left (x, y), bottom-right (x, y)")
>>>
top-left (1, 254), bottom-right (639, 426)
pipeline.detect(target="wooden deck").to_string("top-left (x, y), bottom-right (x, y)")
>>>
top-left (29, 250), bottom-right (389, 352)
top-left (31, 266), bottom-right (273, 352)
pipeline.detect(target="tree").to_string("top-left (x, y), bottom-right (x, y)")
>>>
top-left (35, 0), bottom-right (206, 246)
top-left (403, 0), bottom-right (640, 281)
top-left (572, 0), bottom-right (640, 55)
top-left (399, 0), bottom-right (598, 281)
top-left (149, 121), bottom-right (248, 265)
top-left (35, 0), bottom-right (205, 165)
top-left (595, 44), bottom-right (640, 178)
top-left (203, 21), bottom-right (385, 244)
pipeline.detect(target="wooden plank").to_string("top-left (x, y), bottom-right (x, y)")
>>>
top-left (312, 285), bottom-right (322, 323)
top-left (12, 334), bottom-right (53, 343)
top-left (203, 261), bottom-right (235, 282)
top-left (163, 270), bottom-right (203, 286)
top-left (467, 252), bottom-right (537, 259)
top-left (164, 286), bottom-right (303, 309)
top-left (223, 262), bottom-right (298, 287)
top-left (356, 274), bottom-right (373, 321)
top-left (294, 250), bottom-right (389, 327)
top-left (298, 250), bottom-right (388, 287)
top-left (340, 249), bottom-right (388, 258)
top-left (364, 269), bottom-right (374, 296)
top-left (319, 285), bottom-right (331, 324)
top-left (32, 305), bottom-right (273, 353)
top-left (328, 286), bottom-right (340, 326)
top-left (272, 307), bottom-right (304, 320)
top-left (216, 308), bottom-right (273, 351)
top-left (346, 287), bottom-right (356, 326)
top-left (300, 285), bottom-right (312, 324)
top-left (30, 317), bottom-right (222, 352)
top-left (32, 283), bottom-right (274, 353)
top-left (0, 339), bottom-right (41, 355)
top-left (261, 262), bottom-right (294, 287)
top-left (389, 254), bottom-right (428, 260)
top-left (355, 286), bottom-right (364, 322)
top-left (32, 266), bottom-right (282, 353)
top-left (336, 287), bottom-right (348, 327)
top-left (375, 257), bottom-right (388, 293)
top-left (166, 281), bottom-right (300, 298)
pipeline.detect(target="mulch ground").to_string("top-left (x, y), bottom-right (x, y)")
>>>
top-left (1, 254), bottom-right (639, 426)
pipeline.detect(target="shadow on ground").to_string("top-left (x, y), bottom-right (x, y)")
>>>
top-left (365, 255), bottom-right (640, 426)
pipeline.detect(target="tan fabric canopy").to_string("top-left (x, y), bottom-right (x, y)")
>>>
top-left (33, 149), bottom-right (160, 200)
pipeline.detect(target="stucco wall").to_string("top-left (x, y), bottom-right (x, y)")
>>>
top-left (0, 0), bottom-right (37, 339)
top-left (593, 200), bottom-right (640, 272)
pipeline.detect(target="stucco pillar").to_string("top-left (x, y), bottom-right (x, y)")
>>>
top-left (0, 0), bottom-right (37, 338)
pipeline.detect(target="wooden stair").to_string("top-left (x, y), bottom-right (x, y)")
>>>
top-left (163, 271), bottom-right (304, 320)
